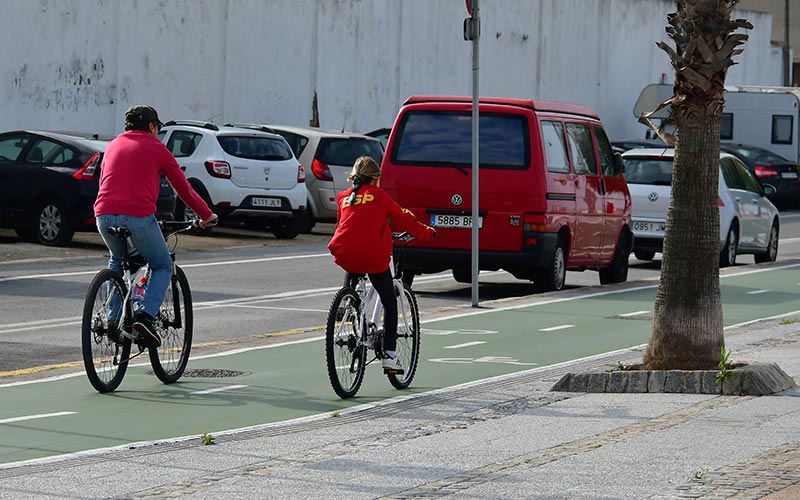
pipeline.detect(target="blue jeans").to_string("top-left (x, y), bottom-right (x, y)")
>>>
top-left (97, 214), bottom-right (172, 318)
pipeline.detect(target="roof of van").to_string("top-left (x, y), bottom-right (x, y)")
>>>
top-left (403, 96), bottom-right (599, 119)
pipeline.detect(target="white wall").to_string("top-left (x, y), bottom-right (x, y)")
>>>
top-left (0, 0), bottom-right (781, 141)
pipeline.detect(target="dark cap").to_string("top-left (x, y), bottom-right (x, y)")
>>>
top-left (125, 104), bottom-right (164, 128)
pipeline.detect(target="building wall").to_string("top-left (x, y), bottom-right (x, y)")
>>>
top-left (0, 0), bottom-right (780, 141)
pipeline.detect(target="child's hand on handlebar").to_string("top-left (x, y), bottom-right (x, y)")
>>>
top-left (200, 213), bottom-right (219, 229)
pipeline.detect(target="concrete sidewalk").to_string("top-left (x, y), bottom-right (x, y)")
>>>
top-left (1, 316), bottom-right (798, 499)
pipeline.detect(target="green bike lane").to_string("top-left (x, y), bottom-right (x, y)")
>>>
top-left (1, 264), bottom-right (798, 466)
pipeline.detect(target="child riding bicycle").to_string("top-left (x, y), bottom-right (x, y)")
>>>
top-left (327, 156), bottom-right (435, 373)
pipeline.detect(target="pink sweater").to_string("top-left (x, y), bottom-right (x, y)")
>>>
top-left (94, 131), bottom-right (212, 220)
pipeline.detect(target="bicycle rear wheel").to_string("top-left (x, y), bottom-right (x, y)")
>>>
top-left (81, 269), bottom-right (131, 393)
top-left (388, 283), bottom-right (420, 389)
top-left (149, 265), bottom-right (193, 384)
top-left (326, 287), bottom-right (366, 398)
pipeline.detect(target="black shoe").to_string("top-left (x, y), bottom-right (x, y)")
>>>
top-left (133, 312), bottom-right (161, 348)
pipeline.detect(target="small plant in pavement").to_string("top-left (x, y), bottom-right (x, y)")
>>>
top-left (331, 411), bottom-right (340, 418)
top-left (201, 430), bottom-right (215, 445)
top-left (715, 348), bottom-right (734, 385)
top-left (780, 318), bottom-right (800, 325)
top-left (693, 467), bottom-right (709, 479)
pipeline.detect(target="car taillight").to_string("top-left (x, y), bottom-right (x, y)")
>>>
top-left (72, 152), bottom-right (102, 180)
top-left (204, 160), bottom-right (231, 179)
top-left (311, 158), bottom-right (333, 181)
top-left (297, 164), bottom-right (306, 183)
top-left (754, 165), bottom-right (780, 178)
top-left (523, 213), bottom-right (546, 232)
top-left (718, 197), bottom-right (724, 207)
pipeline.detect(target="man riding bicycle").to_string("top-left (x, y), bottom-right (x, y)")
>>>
top-left (94, 105), bottom-right (217, 348)
top-left (327, 156), bottom-right (435, 373)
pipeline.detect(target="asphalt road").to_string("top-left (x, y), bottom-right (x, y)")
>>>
top-left (1, 211), bottom-right (799, 380)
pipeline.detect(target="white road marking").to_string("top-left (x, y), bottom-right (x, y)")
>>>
top-left (190, 385), bottom-right (248, 395)
top-left (444, 341), bottom-right (486, 349)
top-left (539, 324), bottom-right (575, 332)
top-left (0, 411), bottom-right (77, 424)
top-left (746, 290), bottom-right (770, 295)
top-left (226, 304), bottom-right (328, 313)
top-left (618, 310), bottom-right (650, 317)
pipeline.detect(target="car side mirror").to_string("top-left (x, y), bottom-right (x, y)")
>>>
top-left (613, 153), bottom-right (625, 175)
top-left (761, 183), bottom-right (777, 197)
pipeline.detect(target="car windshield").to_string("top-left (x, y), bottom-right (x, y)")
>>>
top-left (217, 136), bottom-right (294, 161)
top-left (728, 146), bottom-right (790, 164)
top-left (623, 157), bottom-right (673, 185)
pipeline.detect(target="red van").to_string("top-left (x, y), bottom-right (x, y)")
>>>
top-left (380, 96), bottom-right (632, 291)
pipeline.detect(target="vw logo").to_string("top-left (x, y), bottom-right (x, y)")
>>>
top-left (648, 192), bottom-right (659, 202)
top-left (451, 194), bottom-right (463, 206)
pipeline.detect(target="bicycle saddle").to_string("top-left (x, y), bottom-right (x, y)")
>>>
top-left (107, 226), bottom-right (132, 239)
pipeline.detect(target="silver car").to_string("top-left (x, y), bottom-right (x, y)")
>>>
top-left (622, 148), bottom-right (780, 267)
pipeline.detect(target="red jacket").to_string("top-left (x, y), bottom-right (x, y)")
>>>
top-left (328, 183), bottom-right (435, 274)
top-left (94, 130), bottom-right (212, 220)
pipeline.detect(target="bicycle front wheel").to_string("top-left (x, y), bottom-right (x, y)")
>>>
top-left (82, 269), bottom-right (131, 393)
top-left (388, 283), bottom-right (420, 390)
top-left (149, 265), bottom-right (193, 384)
top-left (326, 287), bottom-right (366, 398)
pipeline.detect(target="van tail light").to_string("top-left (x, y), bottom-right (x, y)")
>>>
top-left (311, 158), bottom-right (333, 181)
top-left (523, 213), bottom-right (546, 233)
top-left (205, 160), bottom-right (231, 179)
top-left (72, 152), bottom-right (102, 180)
top-left (297, 164), bottom-right (306, 183)
top-left (754, 165), bottom-right (780, 178)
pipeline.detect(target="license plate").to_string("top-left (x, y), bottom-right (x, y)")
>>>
top-left (781, 172), bottom-right (798, 178)
top-left (430, 214), bottom-right (483, 229)
top-left (632, 221), bottom-right (665, 233)
top-left (252, 197), bottom-right (282, 208)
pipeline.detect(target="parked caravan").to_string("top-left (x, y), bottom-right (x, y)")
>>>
top-left (634, 83), bottom-right (800, 163)
top-left (380, 96), bottom-right (633, 292)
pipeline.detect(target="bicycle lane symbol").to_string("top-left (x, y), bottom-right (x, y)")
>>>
top-left (423, 328), bottom-right (537, 366)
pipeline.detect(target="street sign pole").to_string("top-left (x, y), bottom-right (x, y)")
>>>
top-left (464, 0), bottom-right (480, 307)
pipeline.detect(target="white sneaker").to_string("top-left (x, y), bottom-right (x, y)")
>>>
top-left (382, 355), bottom-right (405, 374)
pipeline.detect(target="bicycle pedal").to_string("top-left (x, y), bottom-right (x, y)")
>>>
top-left (383, 368), bottom-right (404, 375)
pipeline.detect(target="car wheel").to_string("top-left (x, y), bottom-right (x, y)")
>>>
top-left (720, 225), bottom-right (738, 268)
top-left (296, 208), bottom-right (316, 234)
top-left (599, 232), bottom-right (631, 285)
top-left (452, 268), bottom-right (471, 283)
top-left (175, 200), bottom-right (213, 236)
top-left (33, 198), bottom-right (74, 246)
top-left (272, 218), bottom-right (300, 239)
top-left (633, 250), bottom-right (656, 261)
top-left (754, 222), bottom-right (779, 263)
top-left (534, 236), bottom-right (566, 292)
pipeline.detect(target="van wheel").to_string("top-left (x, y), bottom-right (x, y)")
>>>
top-left (600, 234), bottom-right (631, 285)
top-left (452, 268), bottom-right (471, 283)
top-left (754, 222), bottom-right (779, 263)
top-left (534, 236), bottom-right (566, 292)
top-left (633, 250), bottom-right (655, 261)
top-left (720, 225), bottom-right (738, 268)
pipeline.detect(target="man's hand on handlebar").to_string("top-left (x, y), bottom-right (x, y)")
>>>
top-left (200, 213), bottom-right (219, 229)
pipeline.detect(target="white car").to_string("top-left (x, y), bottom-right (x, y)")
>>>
top-left (622, 148), bottom-right (780, 267)
top-left (229, 124), bottom-right (384, 232)
top-left (159, 121), bottom-right (307, 239)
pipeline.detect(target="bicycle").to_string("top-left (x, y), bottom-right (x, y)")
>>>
top-left (81, 219), bottom-right (198, 393)
top-left (325, 232), bottom-right (421, 399)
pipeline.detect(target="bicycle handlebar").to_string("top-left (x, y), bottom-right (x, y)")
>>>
top-left (392, 232), bottom-right (414, 242)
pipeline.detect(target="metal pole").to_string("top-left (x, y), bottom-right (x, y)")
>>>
top-left (785, 0), bottom-right (791, 87)
top-left (470, 0), bottom-right (480, 307)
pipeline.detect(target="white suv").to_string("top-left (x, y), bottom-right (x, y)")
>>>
top-left (159, 121), bottom-right (307, 239)
top-left (622, 148), bottom-right (780, 267)
top-left (229, 124), bottom-right (384, 232)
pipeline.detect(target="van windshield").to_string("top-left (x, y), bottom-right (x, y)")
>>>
top-left (391, 111), bottom-right (529, 169)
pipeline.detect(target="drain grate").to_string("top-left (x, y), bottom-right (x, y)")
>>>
top-left (181, 368), bottom-right (250, 378)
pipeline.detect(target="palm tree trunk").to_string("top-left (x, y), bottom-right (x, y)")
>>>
top-left (642, 0), bottom-right (752, 370)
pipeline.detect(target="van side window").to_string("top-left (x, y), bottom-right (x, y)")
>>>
top-left (566, 123), bottom-right (597, 175)
top-left (593, 126), bottom-right (615, 176)
top-left (540, 121), bottom-right (570, 173)
top-left (720, 113), bottom-right (733, 140)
